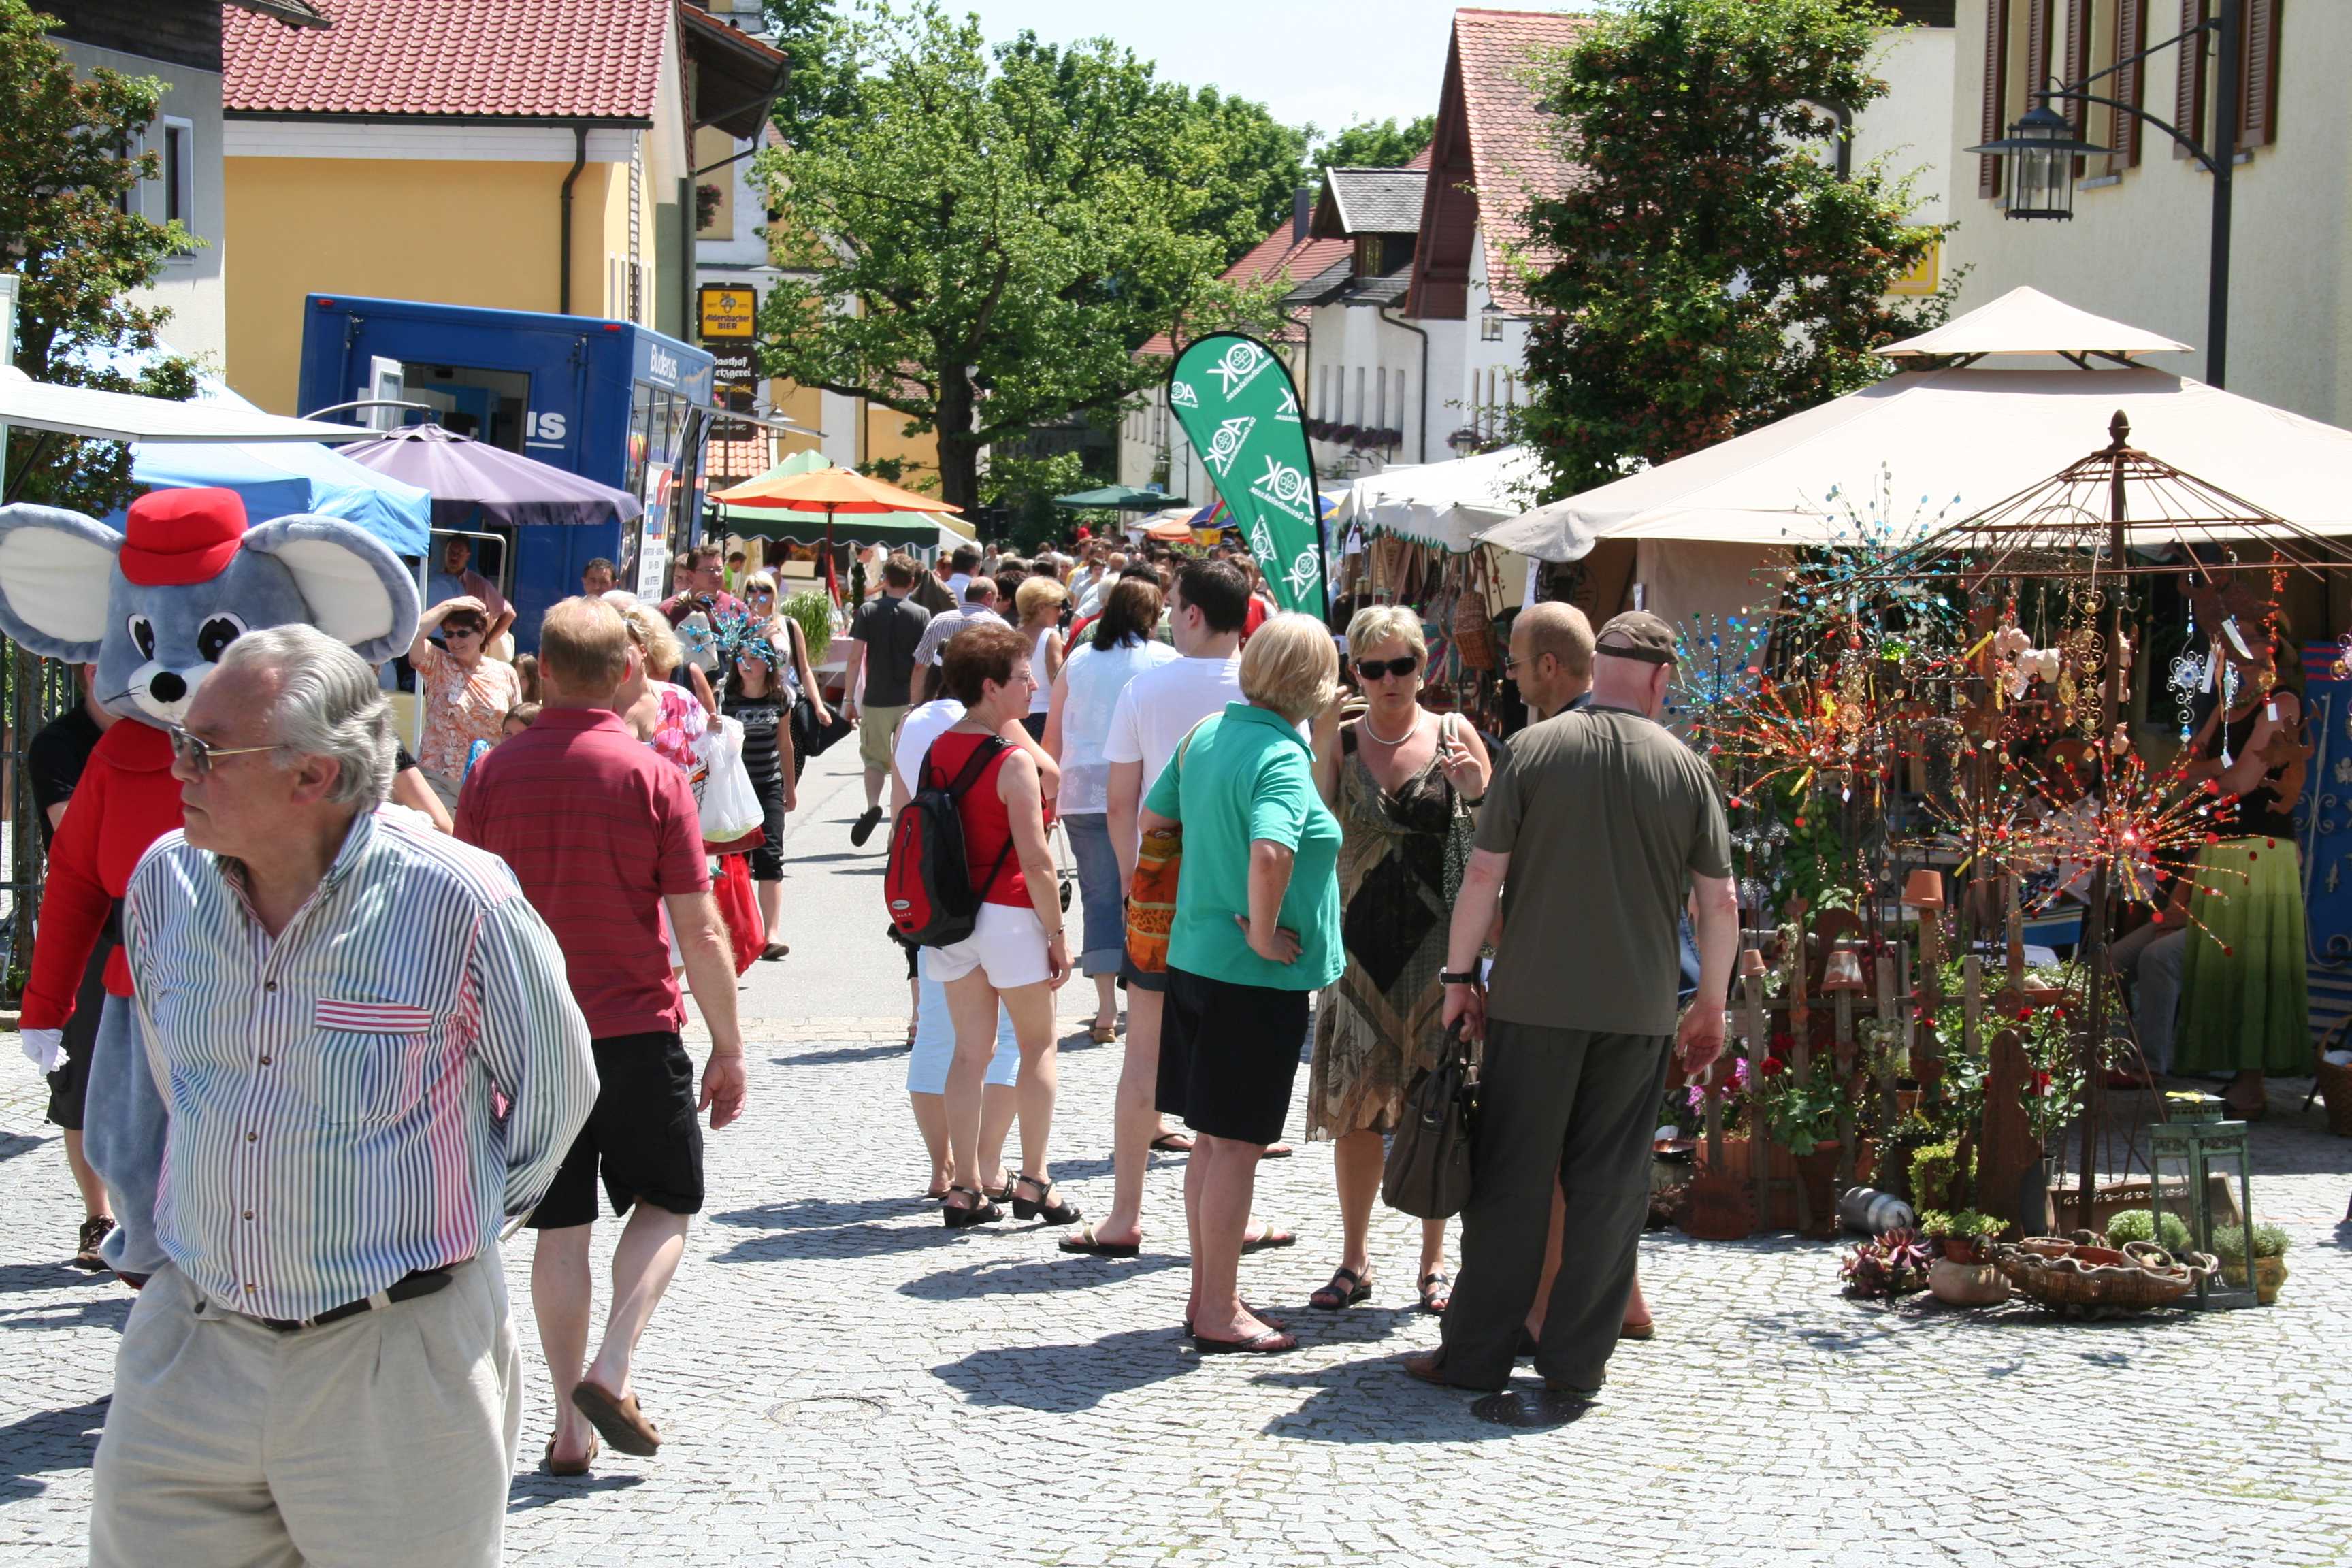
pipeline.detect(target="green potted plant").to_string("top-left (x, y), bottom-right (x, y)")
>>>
top-left (781, 588), bottom-right (836, 666)
top-left (1908, 1138), bottom-right (1974, 1215)
top-left (2212, 1224), bottom-right (2291, 1305)
top-left (2103, 1209), bottom-right (2195, 1257)
top-left (1916, 1209), bottom-right (2005, 1264)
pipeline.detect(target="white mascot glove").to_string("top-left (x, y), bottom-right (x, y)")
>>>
top-left (22, 1026), bottom-right (64, 1076)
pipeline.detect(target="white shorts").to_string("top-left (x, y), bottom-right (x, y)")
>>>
top-left (926, 902), bottom-right (1052, 990)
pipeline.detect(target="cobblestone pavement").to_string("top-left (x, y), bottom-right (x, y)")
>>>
top-left (5, 753), bottom-right (2351, 1565)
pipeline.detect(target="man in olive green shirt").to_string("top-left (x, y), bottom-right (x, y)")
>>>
top-left (1408, 610), bottom-right (1738, 1398)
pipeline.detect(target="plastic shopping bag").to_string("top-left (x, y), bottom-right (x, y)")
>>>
top-left (698, 715), bottom-right (766, 845)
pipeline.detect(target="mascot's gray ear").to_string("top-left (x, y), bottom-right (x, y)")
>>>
top-left (0, 505), bottom-right (123, 663)
top-left (241, 515), bottom-right (421, 666)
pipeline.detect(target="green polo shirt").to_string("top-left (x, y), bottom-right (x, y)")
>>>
top-left (1145, 702), bottom-right (1343, 992)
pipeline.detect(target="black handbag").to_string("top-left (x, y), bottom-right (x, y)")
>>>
top-left (1382, 1021), bottom-right (1478, 1220)
top-left (791, 695), bottom-right (852, 762)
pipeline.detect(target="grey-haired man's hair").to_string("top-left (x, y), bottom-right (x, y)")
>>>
top-left (218, 625), bottom-right (396, 807)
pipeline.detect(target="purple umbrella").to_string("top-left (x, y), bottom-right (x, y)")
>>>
top-left (335, 423), bottom-right (642, 529)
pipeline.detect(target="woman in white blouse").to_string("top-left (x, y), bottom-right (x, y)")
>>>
top-left (1043, 577), bottom-right (1177, 1041)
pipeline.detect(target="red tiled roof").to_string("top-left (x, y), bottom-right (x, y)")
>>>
top-left (224, 0), bottom-right (671, 120)
top-left (1408, 9), bottom-right (1590, 318)
top-left (1138, 226), bottom-right (1351, 359)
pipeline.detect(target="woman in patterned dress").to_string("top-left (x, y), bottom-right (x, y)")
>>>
top-left (1306, 604), bottom-right (1488, 1316)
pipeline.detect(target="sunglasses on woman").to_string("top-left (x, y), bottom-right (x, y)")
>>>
top-left (1354, 656), bottom-right (1420, 682)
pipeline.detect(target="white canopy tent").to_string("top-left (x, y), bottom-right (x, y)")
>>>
top-left (1335, 444), bottom-right (1544, 553)
top-left (0, 366), bottom-right (374, 444)
top-left (1475, 288), bottom-right (2352, 562)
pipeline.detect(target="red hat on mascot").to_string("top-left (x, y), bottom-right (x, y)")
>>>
top-left (118, 487), bottom-right (248, 587)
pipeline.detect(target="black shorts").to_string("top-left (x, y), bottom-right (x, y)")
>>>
top-left (46, 938), bottom-right (114, 1131)
top-left (529, 1032), bottom-right (705, 1228)
top-left (1156, 966), bottom-right (1308, 1146)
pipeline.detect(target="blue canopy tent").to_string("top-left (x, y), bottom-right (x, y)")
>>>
top-left (124, 434), bottom-right (430, 556)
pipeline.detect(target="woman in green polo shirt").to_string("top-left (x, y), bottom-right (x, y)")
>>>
top-left (1140, 612), bottom-right (1343, 1355)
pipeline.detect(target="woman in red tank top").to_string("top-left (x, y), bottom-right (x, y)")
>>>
top-left (928, 622), bottom-right (1077, 1230)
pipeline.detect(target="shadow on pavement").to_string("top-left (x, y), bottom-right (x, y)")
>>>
top-left (1248, 1357), bottom-right (1520, 1445)
top-left (508, 1472), bottom-right (648, 1511)
top-left (0, 1129), bottom-right (50, 1164)
top-left (0, 1396), bottom-right (109, 1500)
top-left (931, 1326), bottom-right (1191, 1411)
top-left (898, 1251), bottom-right (1185, 1301)
top-left (708, 1196), bottom-right (972, 1263)
top-left (774, 1041), bottom-right (910, 1068)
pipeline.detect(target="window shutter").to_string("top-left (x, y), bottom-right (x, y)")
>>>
top-left (2240, 0), bottom-right (2280, 148)
top-left (2061, 1), bottom-right (2093, 140)
top-left (2109, 0), bottom-right (2144, 169)
top-left (2173, 0), bottom-right (2208, 160)
top-left (2025, 1), bottom-right (2052, 102)
top-left (1980, 0), bottom-right (2012, 198)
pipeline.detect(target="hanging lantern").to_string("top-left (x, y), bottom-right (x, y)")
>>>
top-left (1967, 101), bottom-right (2110, 222)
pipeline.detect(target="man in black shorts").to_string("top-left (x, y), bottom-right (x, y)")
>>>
top-left (23, 667), bottom-right (117, 1271)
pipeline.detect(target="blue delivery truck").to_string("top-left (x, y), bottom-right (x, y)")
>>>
top-left (296, 295), bottom-right (716, 651)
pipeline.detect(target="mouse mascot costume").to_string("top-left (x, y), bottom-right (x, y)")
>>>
top-left (0, 486), bottom-right (419, 1277)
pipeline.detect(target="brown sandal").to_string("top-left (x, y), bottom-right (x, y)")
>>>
top-left (570, 1378), bottom-right (661, 1456)
top-left (543, 1431), bottom-right (599, 1477)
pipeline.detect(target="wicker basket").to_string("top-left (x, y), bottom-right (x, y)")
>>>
top-left (1990, 1237), bottom-right (2215, 1318)
top-left (2313, 1017), bottom-right (2352, 1137)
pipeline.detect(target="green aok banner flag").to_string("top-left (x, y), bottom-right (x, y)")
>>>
top-left (1166, 333), bottom-right (1326, 617)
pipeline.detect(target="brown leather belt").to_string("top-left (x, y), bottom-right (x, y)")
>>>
top-left (252, 1264), bottom-right (457, 1333)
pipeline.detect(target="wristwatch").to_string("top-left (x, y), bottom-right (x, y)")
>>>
top-left (1440, 970), bottom-right (1481, 987)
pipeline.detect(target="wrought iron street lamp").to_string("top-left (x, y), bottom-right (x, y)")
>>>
top-left (1970, 102), bottom-right (2107, 221)
top-left (1965, 0), bottom-right (2241, 385)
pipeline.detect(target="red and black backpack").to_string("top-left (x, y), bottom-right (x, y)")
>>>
top-left (884, 736), bottom-right (1014, 946)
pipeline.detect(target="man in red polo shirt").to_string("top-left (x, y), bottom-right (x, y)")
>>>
top-left (455, 596), bottom-right (747, 1474)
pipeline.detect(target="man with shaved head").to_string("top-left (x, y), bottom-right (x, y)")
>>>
top-left (1505, 600), bottom-right (1595, 721)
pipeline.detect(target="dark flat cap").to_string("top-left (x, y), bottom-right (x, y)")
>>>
top-left (1595, 609), bottom-right (1677, 665)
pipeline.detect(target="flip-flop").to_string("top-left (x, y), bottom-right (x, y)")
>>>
top-left (570, 1378), bottom-right (661, 1457)
top-left (1148, 1130), bottom-right (1195, 1154)
top-left (1058, 1225), bottom-right (1140, 1258)
top-left (1619, 1317), bottom-right (1655, 1341)
top-left (1192, 1328), bottom-right (1298, 1355)
top-left (1186, 1303), bottom-right (1288, 1336)
top-left (542, 1432), bottom-right (598, 1477)
top-left (1262, 1143), bottom-right (1294, 1158)
top-left (1240, 1224), bottom-right (1296, 1254)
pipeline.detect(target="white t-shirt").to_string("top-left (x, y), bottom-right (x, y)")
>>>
top-left (946, 572), bottom-right (973, 603)
top-left (892, 698), bottom-right (968, 799)
top-left (1057, 636), bottom-right (1179, 815)
top-left (1100, 653), bottom-right (1243, 800)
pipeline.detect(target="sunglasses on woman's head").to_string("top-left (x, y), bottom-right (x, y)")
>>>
top-left (1355, 656), bottom-right (1419, 681)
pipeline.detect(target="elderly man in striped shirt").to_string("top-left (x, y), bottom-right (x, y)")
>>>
top-left (88, 625), bottom-right (596, 1568)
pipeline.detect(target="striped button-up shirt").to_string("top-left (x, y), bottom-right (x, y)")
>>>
top-left (123, 806), bottom-right (597, 1322)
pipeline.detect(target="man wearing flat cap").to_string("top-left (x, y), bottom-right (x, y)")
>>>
top-left (1407, 610), bottom-right (1739, 1398)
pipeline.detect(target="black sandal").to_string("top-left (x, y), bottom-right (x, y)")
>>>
top-left (942, 1186), bottom-right (1002, 1228)
top-left (1418, 1271), bottom-right (1452, 1313)
top-left (1013, 1174), bottom-right (1082, 1225)
top-left (1309, 1266), bottom-right (1373, 1311)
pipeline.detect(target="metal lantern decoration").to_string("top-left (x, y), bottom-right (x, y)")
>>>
top-left (2148, 1096), bottom-right (2259, 1309)
top-left (1967, 101), bottom-right (2110, 221)
top-left (1480, 299), bottom-right (1507, 342)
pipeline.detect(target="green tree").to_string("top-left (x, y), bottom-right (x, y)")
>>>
top-left (1311, 114), bottom-right (1435, 175)
top-left (1512, 0), bottom-right (1948, 500)
top-left (761, 0), bottom-right (860, 148)
top-left (755, 3), bottom-right (1283, 514)
top-left (979, 445), bottom-right (1087, 551)
top-left (1175, 82), bottom-right (1309, 263)
top-left (1, 0), bottom-right (200, 513)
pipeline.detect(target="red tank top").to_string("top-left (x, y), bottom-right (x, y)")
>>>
top-left (926, 729), bottom-right (1031, 908)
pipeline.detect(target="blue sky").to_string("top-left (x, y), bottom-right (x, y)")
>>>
top-left (947, 0), bottom-right (1481, 137)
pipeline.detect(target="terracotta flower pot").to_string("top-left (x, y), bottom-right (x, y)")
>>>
top-left (1927, 1257), bottom-right (2010, 1307)
top-left (2223, 1256), bottom-right (2289, 1305)
top-left (1939, 1236), bottom-right (1988, 1265)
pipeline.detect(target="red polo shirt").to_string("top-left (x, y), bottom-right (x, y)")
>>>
top-left (455, 707), bottom-right (708, 1039)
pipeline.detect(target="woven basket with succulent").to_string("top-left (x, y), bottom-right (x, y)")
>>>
top-left (1989, 1234), bottom-right (2216, 1318)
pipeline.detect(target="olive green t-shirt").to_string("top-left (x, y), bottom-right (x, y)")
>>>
top-left (1475, 704), bottom-right (1731, 1036)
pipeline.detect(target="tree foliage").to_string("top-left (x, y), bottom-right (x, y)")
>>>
top-left (1512, 0), bottom-right (1948, 501)
top-left (1, 0), bottom-right (200, 512)
top-left (755, 3), bottom-right (1284, 513)
top-left (1311, 114), bottom-right (1435, 174)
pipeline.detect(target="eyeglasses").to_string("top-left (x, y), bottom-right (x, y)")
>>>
top-left (1354, 656), bottom-right (1420, 682)
top-left (167, 722), bottom-right (278, 776)
top-left (443, 626), bottom-right (483, 640)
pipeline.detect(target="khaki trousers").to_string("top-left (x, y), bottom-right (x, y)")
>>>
top-left (1437, 1020), bottom-right (1674, 1392)
top-left (91, 1255), bottom-right (521, 1568)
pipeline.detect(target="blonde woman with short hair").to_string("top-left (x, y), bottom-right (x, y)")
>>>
top-left (1013, 576), bottom-right (1068, 738)
top-left (1303, 601), bottom-right (1490, 1317)
top-left (1135, 612), bottom-right (1345, 1352)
